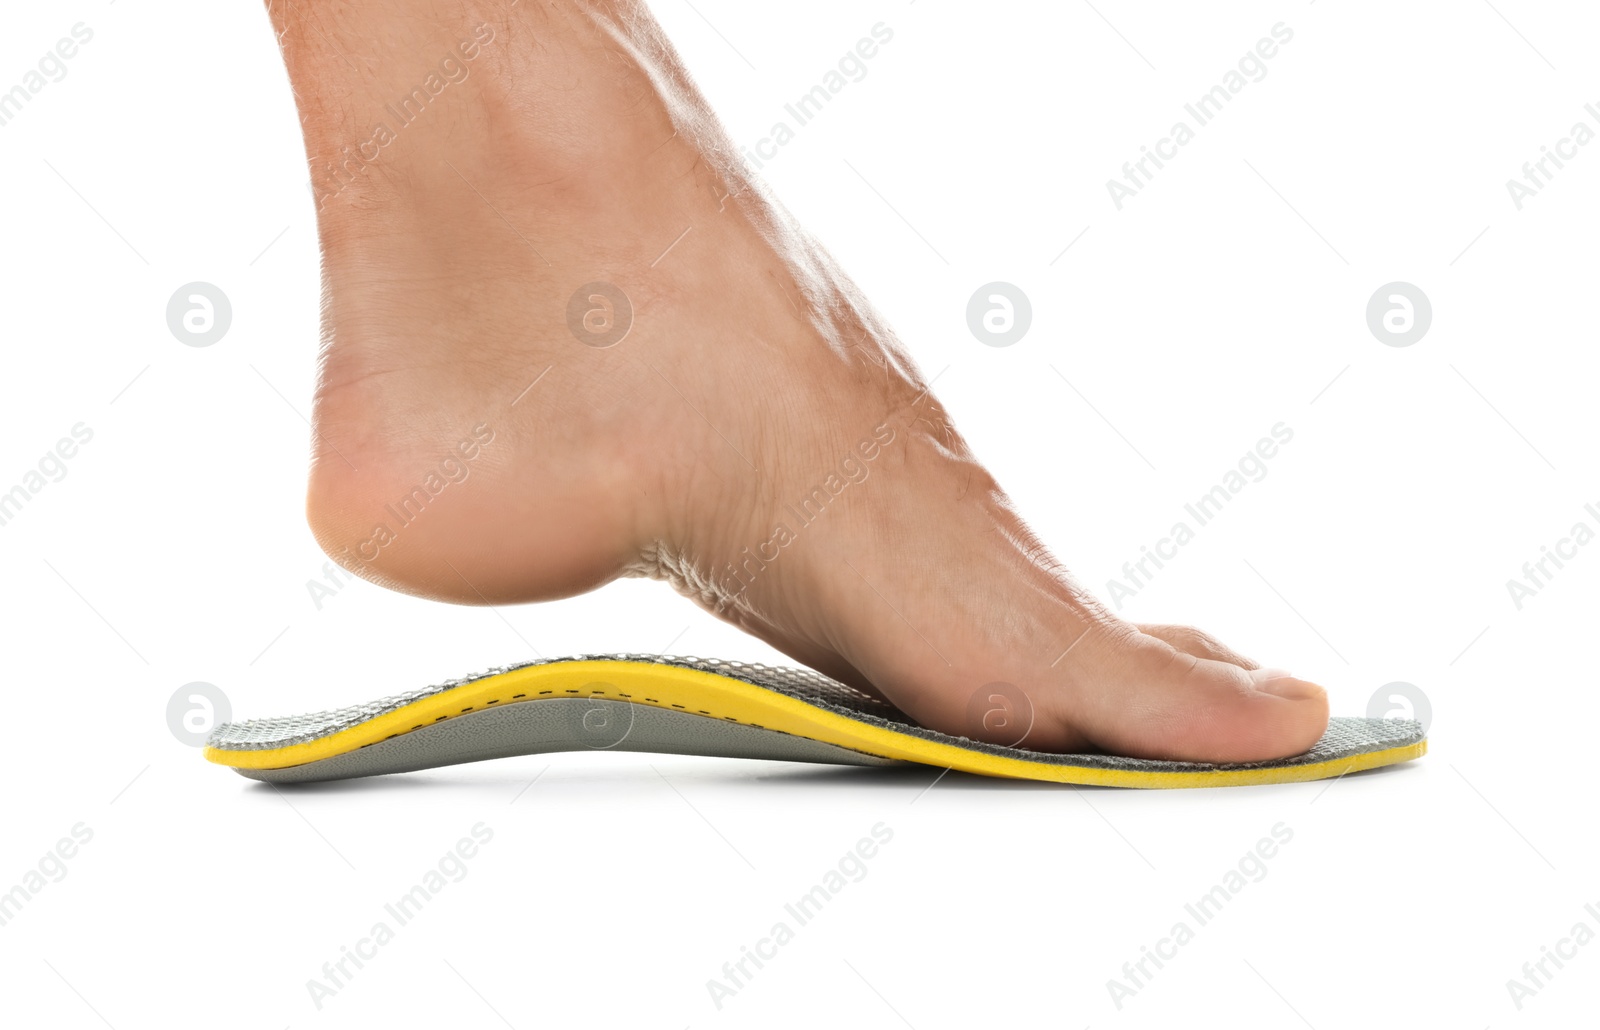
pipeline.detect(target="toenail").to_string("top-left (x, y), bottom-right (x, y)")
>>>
top-left (1252, 673), bottom-right (1321, 701)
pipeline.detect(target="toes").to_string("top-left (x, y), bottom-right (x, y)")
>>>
top-left (1065, 634), bottom-right (1329, 763)
top-left (1136, 623), bottom-right (1258, 670)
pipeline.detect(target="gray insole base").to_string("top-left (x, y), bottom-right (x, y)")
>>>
top-left (234, 697), bottom-right (903, 783)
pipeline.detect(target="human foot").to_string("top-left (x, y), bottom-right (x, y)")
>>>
top-left (275, 0), bottom-right (1328, 762)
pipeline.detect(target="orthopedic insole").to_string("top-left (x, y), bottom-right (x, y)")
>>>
top-left (204, 655), bottom-right (1427, 788)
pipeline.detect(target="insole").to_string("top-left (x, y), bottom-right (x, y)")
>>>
top-left (204, 655), bottom-right (1427, 788)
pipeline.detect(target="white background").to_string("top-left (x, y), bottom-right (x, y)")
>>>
top-left (1, 0), bottom-right (1596, 1027)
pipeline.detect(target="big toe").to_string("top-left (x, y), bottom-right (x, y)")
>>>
top-left (1067, 634), bottom-right (1329, 763)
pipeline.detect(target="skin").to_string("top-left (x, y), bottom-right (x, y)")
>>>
top-left (268, 0), bottom-right (1329, 762)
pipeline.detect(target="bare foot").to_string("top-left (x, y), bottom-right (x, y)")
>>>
top-left (274, 0), bottom-right (1328, 762)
